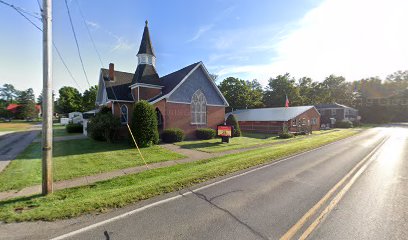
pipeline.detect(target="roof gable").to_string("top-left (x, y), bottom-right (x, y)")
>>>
top-left (150, 62), bottom-right (228, 106)
top-left (167, 65), bottom-right (226, 106)
top-left (159, 62), bottom-right (200, 95)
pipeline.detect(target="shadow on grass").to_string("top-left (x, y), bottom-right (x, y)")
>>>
top-left (0, 194), bottom-right (43, 206)
top-left (241, 131), bottom-right (277, 139)
top-left (178, 141), bottom-right (223, 150)
top-left (19, 139), bottom-right (139, 160)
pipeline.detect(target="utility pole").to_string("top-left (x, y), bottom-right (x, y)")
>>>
top-left (42, 0), bottom-right (53, 195)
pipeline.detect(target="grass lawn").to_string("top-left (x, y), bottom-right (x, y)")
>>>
top-left (0, 121), bottom-right (39, 132)
top-left (176, 129), bottom-right (339, 153)
top-left (0, 129), bottom-right (360, 222)
top-left (0, 139), bottom-right (185, 192)
top-left (36, 124), bottom-right (82, 139)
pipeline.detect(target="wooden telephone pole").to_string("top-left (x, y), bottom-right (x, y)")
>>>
top-left (42, 0), bottom-right (53, 195)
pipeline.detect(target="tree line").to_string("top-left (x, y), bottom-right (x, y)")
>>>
top-left (218, 70), bottom-right (408, 123)
top-left (0, 84), bottom-right (98, 119)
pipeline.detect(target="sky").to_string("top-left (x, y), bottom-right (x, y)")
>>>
top-left (0, 0), bottom-right (407, 98)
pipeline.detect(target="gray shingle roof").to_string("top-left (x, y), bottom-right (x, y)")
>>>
top-left (137, 21), bottom-right (155, 56)
top-left (315, 103), bottom-right (357, 110)
top-left (100, 62), bottom-right (200, 102)
top-left (131, 64), bottom-right (160, 85)
top-left (159, 62), bottom-right (200, 96)
top-left (230, 106), bottom-right (317, 122)
top-left (101, 69), bottom-right (134, 101)
top-left (101, 68), bottom-right (134, 87)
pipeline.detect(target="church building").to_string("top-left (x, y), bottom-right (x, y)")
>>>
top-left (95, 21), bottom-right (229, 138)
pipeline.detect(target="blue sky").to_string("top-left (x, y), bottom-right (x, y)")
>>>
top-left (1, 0), bottom-right (407, 97)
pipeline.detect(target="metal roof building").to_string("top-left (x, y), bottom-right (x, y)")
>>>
top-left (229, 106), bottom-right (319, 122)
top-left (227, 106), bottom-right (321, 133)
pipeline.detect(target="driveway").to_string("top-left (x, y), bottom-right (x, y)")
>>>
top-left (0, 127), bottom-right (41, 172)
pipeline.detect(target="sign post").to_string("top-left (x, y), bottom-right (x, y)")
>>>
top-left (217, 125), bottom-right (233, 143)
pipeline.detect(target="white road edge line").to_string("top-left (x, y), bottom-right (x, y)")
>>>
top-left (50, 132), bottom-right (369, 240)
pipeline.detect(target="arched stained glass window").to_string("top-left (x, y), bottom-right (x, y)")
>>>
top-left (120, 105), bottom-right (128, 124)
top-left (191, 90), bottom-right (207, 125)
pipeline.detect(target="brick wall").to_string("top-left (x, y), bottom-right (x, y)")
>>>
top-left (239, 121), bottom-right (283, 133)
top-left (164, 102), bottom-right (225, 138)
top-left (238, 107), bottom-right (320, 134)
top-left (111, 100), bottom-right (225, 139)
top-left (132, 87), bottom-right (161, 101)
top-left (288, 107), bottom-right (321, 132)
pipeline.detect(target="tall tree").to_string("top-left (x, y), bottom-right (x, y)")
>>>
top-left (246, 79), bottom-right (264, 108)
top-left (321, 75), bottom-right (353, 104)
top-left (0, 84), bottom-right (18, 103)
top-left (218, 77), bottom-right (251, 110)
top-left (82, 85), bottom-right (98, 111)
top-left (57, 86), bottom-right (83, 114)
top-left (16, 88), bottom-right (37, 119)
top-left (263, 73), bottom-right (301, 107)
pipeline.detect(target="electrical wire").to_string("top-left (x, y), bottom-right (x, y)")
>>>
top-left (64, 0), bottom-right (91, 88)
top-left (35, 0), bottom-right (42, 11)
top-left (75, 0), bottom-right (104, 68)
top-left (0, 1), bottom-right (83, 91)
top-left (0, 0), bottom-right (41, 20)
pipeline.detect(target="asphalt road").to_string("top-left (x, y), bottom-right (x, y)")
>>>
top-left (1, 126), bottom-right (407, 240)
top-left (0, 128), bottom-right (40, 172)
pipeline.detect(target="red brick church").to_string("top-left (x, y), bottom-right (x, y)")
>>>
top-left (95, 21), bottom-right (229, 138)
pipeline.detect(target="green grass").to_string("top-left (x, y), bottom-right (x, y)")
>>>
top-left (0, 139), bottom-right (185, 192)
top-left (35, 124), bottom-right (82, 139)
top-left (0, 121), bottom-right (39, 132)
top-left (0, 129), bottom-right (360, 222)
top-left (176, 129), bottom-right (339, 153)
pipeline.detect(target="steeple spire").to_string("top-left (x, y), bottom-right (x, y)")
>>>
top-left (137, 20), bottom-right (155, 57)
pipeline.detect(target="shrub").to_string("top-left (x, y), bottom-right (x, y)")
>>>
top-left (87, 107), bottom-right (121, 143)
top-left (334, 120), bottom-right (353, 128)
top-left (279, 132), bottom-right (294, 139)
top-left (161, 128), bottom-right (184, 143)
top-left (131, 101), bottom-right (159, 147)
top-left (226, 114), bottom-right (241, 137)
top-left (196, 128), bottom-right (216, 140)
top-left (66, 123), bottom-right (83, 133)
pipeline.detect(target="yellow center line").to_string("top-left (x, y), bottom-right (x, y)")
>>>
top-left (279, 136), bottom-right (388, 240)
top-left (298, 152), bottom-right (375, 240)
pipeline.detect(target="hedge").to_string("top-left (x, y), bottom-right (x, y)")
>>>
top-left (161, 128), bottom-right (185, 143)
top-left (334, 120), bottom-right (353, 128)
top-left (65, 123), bottom-right (83, 133)
top-left (196, 128), bottom-right (216, 140)
top-left (279, 132), bottom-right (294, 139)
top-left (130, 101), bottom-right (159, 147)
top-left (226, 114), bottom-right (241, 137)
top-left (87, 107), bottom-right (121, 143)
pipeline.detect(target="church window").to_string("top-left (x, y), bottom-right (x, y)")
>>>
top-left (120, 105), bottom-right (128, 124)
top-left (191, 90), bottom-right (207, 125)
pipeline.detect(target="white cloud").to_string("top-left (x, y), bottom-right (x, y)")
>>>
top-left (85, 20), bottom-right (100, 30)
top-left (214, 0), bottom-right (408, 84)
top-left (187, 24), bottom-right (214, 42)
top-left (111, 36), bottom-right (134, 52)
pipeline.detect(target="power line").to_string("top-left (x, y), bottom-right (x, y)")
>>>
top-left (64, 0), bottom-right (91, 88)
top-left (0, 1), bottom-right (83, 91)
top-left (35, 0), bottom-right (42, 11)
top-left (75, 0), bottom-right (104, 68)
top-left (0, 0), bottom-right (41, 20)
top-left (53, 42), bottom-right (83, 91)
